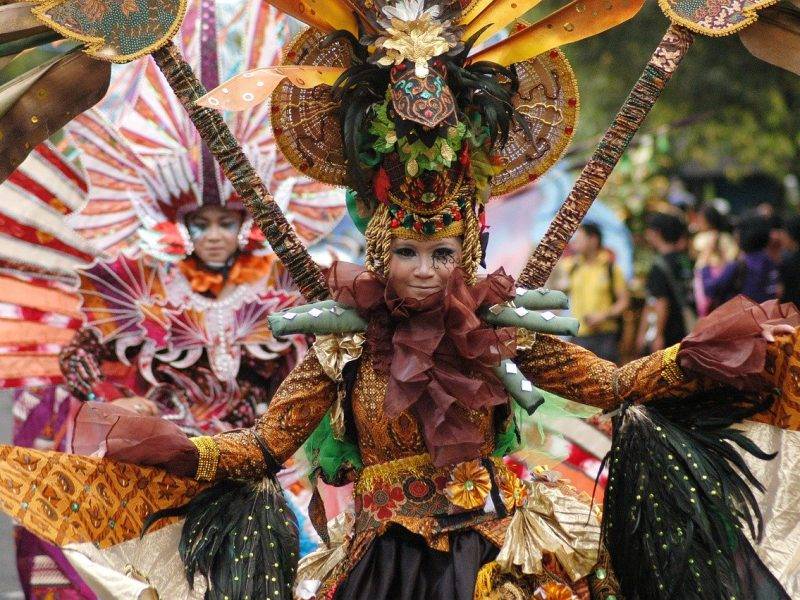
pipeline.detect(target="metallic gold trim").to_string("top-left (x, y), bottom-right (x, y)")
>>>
top-left (191, 436), bottom-right (220, 482)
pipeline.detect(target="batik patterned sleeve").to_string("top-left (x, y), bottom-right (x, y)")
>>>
top-left (516, 334), bottom-right (702, 411)
top-left (212, 346), bottom-right (336, 480)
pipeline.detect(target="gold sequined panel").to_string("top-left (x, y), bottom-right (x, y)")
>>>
top-left (352, 352), bottom-right (495, 466)
top-left (215, 348), bottom-right (336, 479)
top-left (517, 334), bottom-right (702, 410)
top-left (0, 446), bottom-right (203, 549)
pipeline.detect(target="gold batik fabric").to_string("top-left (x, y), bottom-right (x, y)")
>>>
top-left (517, 334), bottom-right (704, 410)
top-left (751, 332), bottom-right (800, 431)
top-left (0, 446), bottom-right (206, 598)
top-left (213, 347), bottom-right (337, 479)
top-left (351, 454), bottom-right (520, 550)
top-left (351, 355), bottom-right (496, 466)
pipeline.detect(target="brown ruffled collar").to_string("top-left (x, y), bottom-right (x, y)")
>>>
top-left (325, 262), bottom-right (517, 467)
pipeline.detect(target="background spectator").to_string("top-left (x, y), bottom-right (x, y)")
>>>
top-left (701, 213), bottom-right (780, 306)
top-left (692, 203), bottom-right (738, 317)
top-left (780, 215), bottom-right (800, 307)
top-left (637, 213), bottom-right (695, 353)
top-left (564, 223), bottom-right (630, 363)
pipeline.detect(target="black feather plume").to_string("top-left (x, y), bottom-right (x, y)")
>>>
top-left (144, 477), bottom-right (299, 599)
top-left (602, 389), bottom-right (789, 600)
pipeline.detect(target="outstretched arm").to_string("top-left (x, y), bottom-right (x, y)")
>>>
top-left (516, 334), bottom-right (697, 411)
top-left (518, 297), bottom-right (800, 413)
top-left (208, 346), bottom-right (337, 480)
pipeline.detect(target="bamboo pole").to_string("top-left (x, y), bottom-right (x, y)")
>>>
top-left (152, 41), bottom-right (329, 301)
top-left (517, 23), bottom-right (695, 289)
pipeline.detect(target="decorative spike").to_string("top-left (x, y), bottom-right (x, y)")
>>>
top-left (263, 0), bottom-right (357, 33)
top-left (468, 0), bottom-right (645, 66)
top-left (461, 0), bottom-right (546, 44)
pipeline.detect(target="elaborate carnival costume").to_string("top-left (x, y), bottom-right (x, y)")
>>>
top-left (0, 1), bottom-right (799, 600)
top-left (0, 1), bottom-right (346, 595)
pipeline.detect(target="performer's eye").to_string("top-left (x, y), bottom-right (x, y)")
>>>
top-left (431, 247), bottom-right (456, 268)
top-left (393, 247), bottom-right (416, 258)
top-left (220, 219), bottom-right (239, 232)
top-left (187, 222), bottom-right (208, 238)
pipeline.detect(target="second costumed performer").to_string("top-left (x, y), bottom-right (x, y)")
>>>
top-left (1, 1), bottom-right (800, 599)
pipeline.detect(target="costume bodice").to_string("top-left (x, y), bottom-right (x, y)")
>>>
top-left (351, 352), bottom-right (496, 466)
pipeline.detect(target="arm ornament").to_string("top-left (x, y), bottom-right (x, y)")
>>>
top-left (191, 436), bottom-right (220, 482)
top-left (661, 343), bottom-right (683, 385)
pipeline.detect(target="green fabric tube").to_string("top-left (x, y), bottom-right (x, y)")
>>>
top-left (482, 307), bottom-right (579, 336)
top-left (492, 360), bottom-right (545, 415)
top-left (268, 303), bottom-right (366, 337)
top-left (270, 301), bottom-right (579, 337)
top-left (510, 288), bottom-right (569, 311)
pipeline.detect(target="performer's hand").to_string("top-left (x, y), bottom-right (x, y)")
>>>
top-left (61, 346), bottom-right (104, 401)
top-left (584, 313), bottom-right (605, 330)
top-left (110, 396), bottom-right (160, 416)
top-left (761, 323), bottom-right (796, 343)
top-left (650, 333), bottom-right (665, 352)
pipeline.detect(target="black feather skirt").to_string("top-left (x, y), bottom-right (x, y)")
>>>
top-left (602, 389), bottom-right (790, 600)
top-left (332, 525), bottom-right (498, 600)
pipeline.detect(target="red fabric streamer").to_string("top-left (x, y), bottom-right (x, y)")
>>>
top-left (72, 402), bottom-right (197, 477)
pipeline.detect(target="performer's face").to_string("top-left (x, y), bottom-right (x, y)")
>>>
top-left (185, 206), bottom-right (243, 266)
top-left (388, 237), bottom-right (463, 301)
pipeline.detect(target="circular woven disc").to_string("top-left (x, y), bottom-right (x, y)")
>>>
top-left (273, 29), bottom-right (579, 198)
top-left (490, 49), bottom-right (579, 197)
top-left (271, 28), bottom-right (352, 186)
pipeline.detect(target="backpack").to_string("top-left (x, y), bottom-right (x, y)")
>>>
top-left (652, 255), bottom-right (697, 333)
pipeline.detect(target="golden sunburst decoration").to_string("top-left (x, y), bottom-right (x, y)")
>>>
top-left (445, 459), bottom-right (492, 509)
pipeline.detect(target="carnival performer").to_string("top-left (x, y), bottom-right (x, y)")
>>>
top-left (0, 1), bottom-right (798, 600)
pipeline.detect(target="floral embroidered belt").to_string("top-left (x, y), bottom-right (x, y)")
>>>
top-left (352, 454), bottom-right (528, 537)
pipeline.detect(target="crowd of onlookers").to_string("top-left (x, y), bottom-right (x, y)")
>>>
top-left (558, 201), bottom-right (800, 363)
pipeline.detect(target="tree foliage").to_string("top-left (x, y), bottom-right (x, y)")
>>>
top-left (558, 2), bottom-right (800, 180)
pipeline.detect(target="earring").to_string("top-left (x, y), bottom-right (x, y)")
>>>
top-left (238, 217), bottom-right (254, 249)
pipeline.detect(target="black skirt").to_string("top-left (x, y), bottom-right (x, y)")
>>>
top-left (333, 525), bottom-right (498, 600)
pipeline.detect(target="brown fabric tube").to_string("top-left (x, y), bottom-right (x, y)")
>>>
top-left (72, 402), bottom-right (198, 478)
top-left (677, 296), bottom-right (800, 390)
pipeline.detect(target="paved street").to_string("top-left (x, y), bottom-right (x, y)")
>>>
top-left (0, 392), bottom-right (24, 598)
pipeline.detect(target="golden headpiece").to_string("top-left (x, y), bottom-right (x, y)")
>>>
top-left (200, 0), bottom-right (644, 277)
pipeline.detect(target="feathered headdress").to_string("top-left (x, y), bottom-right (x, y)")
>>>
top-left (199, 0), bottom-right (643, 277)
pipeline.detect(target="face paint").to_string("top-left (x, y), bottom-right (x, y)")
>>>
top-left (184, 206), bottom-right (243, 266)
top-left (387, 237), bottom-right (463, 301)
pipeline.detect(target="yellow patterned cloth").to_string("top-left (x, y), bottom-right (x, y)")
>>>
top-left (0, 445), bottom-right (203, 549)
top-left (0, 446), bottom-right (208, 598)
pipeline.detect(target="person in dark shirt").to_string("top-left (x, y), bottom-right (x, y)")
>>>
top-left (637, 213), bottom-right (696, 353)
top-left (780, 215), bottom-right (800, 307)
top-left (702, 215), bottom-right (780, 306)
